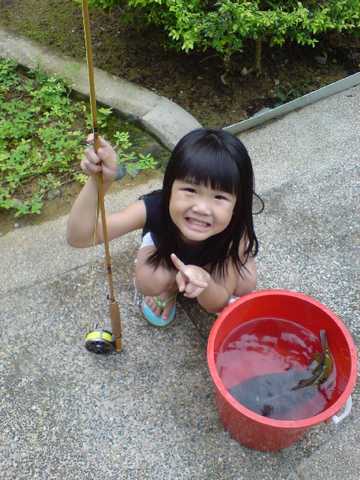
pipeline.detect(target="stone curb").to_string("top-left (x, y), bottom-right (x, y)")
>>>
top-left (0, 27), bottom-right (201, 150)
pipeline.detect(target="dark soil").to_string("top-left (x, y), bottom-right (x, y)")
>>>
top-left (1, 0), bottom-right (360, 128)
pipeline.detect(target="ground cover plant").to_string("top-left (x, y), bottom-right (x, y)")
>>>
top-left (0, 58), bottom-right (157, 219)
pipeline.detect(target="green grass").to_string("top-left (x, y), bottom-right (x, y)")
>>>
top-left (0, 58), bottom-right (157, 218)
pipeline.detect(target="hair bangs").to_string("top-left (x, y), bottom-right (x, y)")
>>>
top-left (176, 143), bottom-right (240, 195)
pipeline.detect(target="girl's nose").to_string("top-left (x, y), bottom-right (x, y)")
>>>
top-left (192, 199), bottom-right (211, 215)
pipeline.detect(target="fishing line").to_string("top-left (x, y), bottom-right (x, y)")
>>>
top-left (81, 0), bottom-right (122, 354)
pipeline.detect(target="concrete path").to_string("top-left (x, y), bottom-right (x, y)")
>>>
top-left (0, 29), bottom-right (359, 480)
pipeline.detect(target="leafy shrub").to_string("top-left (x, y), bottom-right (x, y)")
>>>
top-left (87, 0), bottom-right (360, 69)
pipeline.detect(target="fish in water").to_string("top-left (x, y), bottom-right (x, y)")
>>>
top-left (229, 330), bottom-right (333, 419)
top-left (292, 329), bottom-right (333, 390)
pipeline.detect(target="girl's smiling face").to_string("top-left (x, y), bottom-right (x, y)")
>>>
top-left (169, 179), bottom-right (237, 243)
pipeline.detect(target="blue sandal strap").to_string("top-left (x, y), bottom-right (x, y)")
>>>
top-left (142, 300), bottom-right (176, 327)
top-left (154, 294), bottom-right (177, 310)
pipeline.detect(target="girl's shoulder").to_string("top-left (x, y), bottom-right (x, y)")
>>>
top-left (140, 189), bottom-right (164, 236)
top-left (141, 189), bottom-right (163, 218)
top-left (140, 188), bottom-right (163, 205)
top-left (140, 188), bottom-right (162, 199)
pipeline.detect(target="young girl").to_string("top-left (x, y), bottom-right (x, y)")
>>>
top-left (67, 128), bottom-right (262, 327)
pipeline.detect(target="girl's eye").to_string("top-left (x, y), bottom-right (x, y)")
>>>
top-left (214, 194), bottom-right (230, 201)
top-left (182, 187), bottom-right (196, 193)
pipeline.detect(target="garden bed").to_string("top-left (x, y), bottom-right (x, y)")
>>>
top-left (1, 0), bottom-right (359, 128)
top-left (0, 57), bottom-right (167, 232)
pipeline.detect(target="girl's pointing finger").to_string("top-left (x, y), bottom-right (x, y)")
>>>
top-left (188, 277), bottom-right (208, 289)
top-left (175, 271), bottom-right (186, 293)
top-left (170, 253), bottom-right (186, 272)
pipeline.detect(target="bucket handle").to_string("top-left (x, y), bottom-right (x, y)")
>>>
top-left (332, 396), bottom-right (352, 425)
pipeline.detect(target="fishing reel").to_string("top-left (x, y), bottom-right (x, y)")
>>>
top-left (85, 328), bottom-right (114, 354)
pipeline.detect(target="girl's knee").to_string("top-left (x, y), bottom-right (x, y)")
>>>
top-left (135, 269), bottom-right (175, 296)
top-left (237, 278), bottom-right (256, 296)
top-left (234, 262), bottom-right (257, 297)
top-left (135, 252), bottom-right (175, 296)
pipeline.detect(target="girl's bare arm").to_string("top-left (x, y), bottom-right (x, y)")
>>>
top-left (171, 253), bottom-right (238, 313)
top-left (197, 265), bottom-right (238, 313)
top-left (66, 135), bottom-right (146, 247)
top-left (67, 185), bottom-right (146, 248)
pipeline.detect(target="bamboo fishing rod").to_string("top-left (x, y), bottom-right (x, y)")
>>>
top-left (81, 0), bottom-right (122, 353)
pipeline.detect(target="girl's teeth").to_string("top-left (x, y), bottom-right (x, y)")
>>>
top-left (189, 218), bottom-right (209, 227)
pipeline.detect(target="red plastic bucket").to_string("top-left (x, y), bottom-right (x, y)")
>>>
top-left (207, 289), bottom-right (357, 451)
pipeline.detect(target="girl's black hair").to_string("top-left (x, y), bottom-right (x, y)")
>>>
top-left (148, 128), bottom-right (264, 278)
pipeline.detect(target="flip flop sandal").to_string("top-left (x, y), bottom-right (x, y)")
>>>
top-left (142, 294), bottom-right (177, 327)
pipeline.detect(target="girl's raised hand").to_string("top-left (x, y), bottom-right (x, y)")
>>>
top-left (81, 134), bottom-right (118, 183)
top-left (171, 253), bottom-right (210, 299)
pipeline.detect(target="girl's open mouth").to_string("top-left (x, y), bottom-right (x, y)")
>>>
top-left (185, 217), bottom-right (211, 230)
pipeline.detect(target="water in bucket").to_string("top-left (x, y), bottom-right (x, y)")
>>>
top-left (216, 318), bottom-right (337, 420)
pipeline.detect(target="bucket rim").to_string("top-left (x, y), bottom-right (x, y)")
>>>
top-left (207, 288), bottom-right (358, 429)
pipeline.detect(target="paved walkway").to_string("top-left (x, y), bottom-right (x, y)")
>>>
top-left (0, 29), bottom-right (359, 480)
